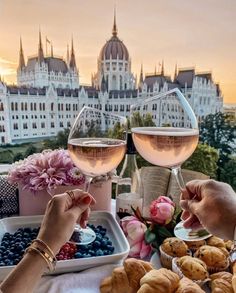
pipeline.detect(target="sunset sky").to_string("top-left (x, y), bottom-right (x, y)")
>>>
top-left (0, 0), bottom-right (236, 103)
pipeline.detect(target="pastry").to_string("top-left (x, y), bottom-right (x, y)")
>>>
top-left (195, 245), bottom-right (229, 272)
top-left (160, 237), bottom-right (189, 269)
top-left (138, 268), bottom-right (179, 293)
top-left (175, 256), bottom-right (209, 281)
top-left (185, 240), bottom-right (205, 252)
top-left (224, 240), bottom-right (233, 251)
top-left (176, 277), bottom-right (205, 293)
top-left (206, 236), bottom-right (226, 248)
top-left (100, 258), bottom-right (153, 293)
top-left (210, 271), bottom-right (233, 293)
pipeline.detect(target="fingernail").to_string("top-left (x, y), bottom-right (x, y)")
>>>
top-left (83, 196), bottom-right (91, 204)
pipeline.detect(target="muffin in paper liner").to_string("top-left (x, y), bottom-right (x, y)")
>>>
top-left (159, 245), bottom-right (191, 270)
top-left (172, 257), bottom-right (210, 287)
top-left (184, 240), bottom-right (206, 253)
top-left (206, 258), bottom-right (230, 274)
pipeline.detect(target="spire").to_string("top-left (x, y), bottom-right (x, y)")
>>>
top-left (139, 63), bottom-right (143, 87)
top-left (174, 63), bottom-right (178, 81)
top-left (69, 37), bottom-right (76, 69)
top-left (51, 43), bottom-right (53, 57)
top-left (161, 59), bottom-right (164, 75)
top-left (18, 37), bottom-right (25, 70)
top-left (101, 68), bottom-right (107, 92)
top-left (112, 7), bottom-right (118, 37)
top-left (66, 44), bottom-right (69, 65)
top-left (38, 29), bottom-right (44, 64)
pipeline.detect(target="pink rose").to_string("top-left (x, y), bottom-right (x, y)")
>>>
top-left (150, 196), bottom-right (175, 225)
top-left (121, 216), bottom-right (151, 259)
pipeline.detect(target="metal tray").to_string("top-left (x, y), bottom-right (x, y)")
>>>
top-left (0, 211), bottom-right (130, 281)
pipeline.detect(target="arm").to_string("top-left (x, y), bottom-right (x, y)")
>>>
top-left (0, 189), bottom-right (95, 293)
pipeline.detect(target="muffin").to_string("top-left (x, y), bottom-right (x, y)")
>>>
top-left (159, 237), bottom-right (189, 269)
top-left (185, 240), bottom-right (206, 253)
top-left (206, 236), bottom-right (226, 249)
top-left (224, 240), bottom-right (233, 251)
top-left (173, 255), bottom-right (209, 286)
top-left (194, 245), bottom-right (229, 273)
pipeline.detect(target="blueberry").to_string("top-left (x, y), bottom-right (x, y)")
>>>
top-left (23, 228), bottom-right (32, 233)
top-left (88, 250), bottom-right (96, 256)
top-left (74, 252), bottom-right (83, 259)
top-left (107, 240), bottom-right (112, 246)
top-left (93, 241), bottom-right (101, 248)
top-left (95, 249), bottom-right (104, 256)
top-left (15, 244), bottom-right (23, 252)
top-left (100, 230), bottom-right (106, 236)
top-left (107, 245), bottom-right (114, 253)
top-left (5, 260), bottom-right (13, 266)
top-left (95, 235), bottom-right (102, 242)
top-left (100, 239), bottom-right (108, 247)
top-left (0, 262), bottom-right (5, 266)
top-left (83, 253), bottom-right (92, 258)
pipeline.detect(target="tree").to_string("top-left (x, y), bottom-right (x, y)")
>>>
top-left (220, 157), bottom-right (236, 190)
top-left (43, 128), bottom-right (70, 150)
top-left (143, 113), bottom-right (156, 127)
top-left (25, 145), bottom-right (37, 158)
top-left (0, 150), bottom-right (14, 163)
top-left (199, 112), bottom-right (236, 178)
top-left (13, 152), bottom-right (24, 162)
top-left (183, 143), bottom-right (219, 178)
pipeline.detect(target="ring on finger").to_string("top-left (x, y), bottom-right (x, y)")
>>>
top-left (66, 190), bottom-right (75, 202)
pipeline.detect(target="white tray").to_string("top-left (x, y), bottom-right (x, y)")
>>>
top-left (0, 211), bottom-right (130, 281)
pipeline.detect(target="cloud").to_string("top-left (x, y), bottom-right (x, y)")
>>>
top-left (0, 57), bottom-right (17, 65)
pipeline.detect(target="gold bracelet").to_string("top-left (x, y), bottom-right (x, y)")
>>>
top-left (32, 238), bottom-right (56, 260)
top-left (25, 246), bottom-right (56, 272)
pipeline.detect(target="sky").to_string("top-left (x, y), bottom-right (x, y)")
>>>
top-left (0, 0), bottom-right (236, 103)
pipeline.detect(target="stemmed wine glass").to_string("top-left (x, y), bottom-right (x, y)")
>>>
top-left (130, 88), bottom-right (208, 239)
top-left (68, 106), bottom-right (127, 244)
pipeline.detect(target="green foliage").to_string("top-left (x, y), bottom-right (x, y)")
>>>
top-left (143, 113), bottom-right (156, 127)
top-left (24, 145), bottom-right (37, 158)
top-left (43, 128), bottom-right (70, 150)
top-left (220, 157), bottom-right (236, 190)
top-left (200, 112), bottom-right (236, 177)
top-left (108, 122), bottom-right (125, 140)
top-left (13, 152), bottom-right (24, 162)
top-left (183, 143), bottom-right (219, 178)
top-left (0, 150), bottom-right (14, 163)
top-left (130, 111), bottom-right (144, 127)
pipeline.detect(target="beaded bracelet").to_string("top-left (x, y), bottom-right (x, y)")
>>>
top-left (25, 246), bottom-right (56, 272)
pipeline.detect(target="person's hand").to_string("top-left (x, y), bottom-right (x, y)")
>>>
top-left (180, 180), bottom-right (236, 240)
top-left (37, 189), bottom-right (96, 254)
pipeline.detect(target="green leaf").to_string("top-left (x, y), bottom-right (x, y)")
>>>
top-left (145, 230), bottom-right (156, 244)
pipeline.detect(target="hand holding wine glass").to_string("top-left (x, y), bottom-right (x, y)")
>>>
top-left (67, 107), bottom-right (127, 244)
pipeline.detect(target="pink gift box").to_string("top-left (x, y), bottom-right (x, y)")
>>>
top-left (18, 180), bottom-right (112, 216)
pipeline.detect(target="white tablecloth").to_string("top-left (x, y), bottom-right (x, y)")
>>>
top-left (35, 200), bottom-right (118, 293)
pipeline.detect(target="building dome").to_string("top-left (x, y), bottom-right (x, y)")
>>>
top-left (99, 12), bottom-right (129, 61)
top-left (99, 36), bottom-right (129, 61)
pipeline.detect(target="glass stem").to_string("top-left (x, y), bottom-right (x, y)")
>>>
top-left (85, 176), bottom-right (93, 192)
top-left (172, 166), bottom-right (185, 191)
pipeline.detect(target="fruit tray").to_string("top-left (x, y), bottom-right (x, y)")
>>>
top-left (0, 211), bottom-right (130, 281)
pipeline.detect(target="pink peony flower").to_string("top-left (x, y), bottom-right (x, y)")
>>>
top-left (121, 216), bottom-right (151, 259)
top-left (8, 149), bottom-right (85, 193)
top-left (150, 196), bottom-right (175, 225)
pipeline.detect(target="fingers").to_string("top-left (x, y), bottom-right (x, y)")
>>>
top-left (78, 207), bottom-right (91, 228)
top-left (180, 199), bottom-right (199, 214)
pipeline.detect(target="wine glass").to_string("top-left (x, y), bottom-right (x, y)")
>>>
top-left (68, 106), bottom-right (127, 244)
top-left (130, 88), bottom-right (209, 239)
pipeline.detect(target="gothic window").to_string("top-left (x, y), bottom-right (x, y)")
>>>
top-left (31, 103), bottom-right (33, 111)
top-left (51, 103), bottom-right (54, 111)
top-left (15, 102), bottom-right (18, 111)
top-left (39, 103), bottom-right (42, 111)
top-left (59, 121), bottom-right (63, 127)
top-left (105, 104), bottom-right (108, 111)
top-left (34, 103), bottom-right (36, 111)
top-left (41, 122), bottom-right (45, 128)
top-left (32, 122), bottom-right (37, 129)
top-left (43, 103), bottom-right (45, 111)
top-left (61, 104), bottom-right (64, 111)
top-left (51, 122), bottom-right (55, 128)
top-left (58, 104), bottom-right (60, 111)
top-left (124, 83), bottom-right (127, 90)
top-left (68, 104), bottom-right (71, 111)
top-left (0, 103), bottom-right (4, 111)
top-left (112, 75), bottom-right (116, 89)
top-left (25, 102), bottom-right (27, 111)
top-left (23, 123), bottom-right (28, 129)
top-left (16, 115), bottom-right (18, 120)
top-left (13, 123), bottom-right (18, 130)
top-left (120, 76), bottom-right (123, 90)
top-left (67, 121), bottom-right (71, 128)
top-left (11, 102), bottom-right (14, 111)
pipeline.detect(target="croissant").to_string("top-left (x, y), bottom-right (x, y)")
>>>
top-left (210, 271), bottom-right (233, 293)
top-left (138, 268), bottom-right (179, 293)
top-left (100, 258), bottom-right (153, 293)
top-left (175, 277), bottom-right (205, 293)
